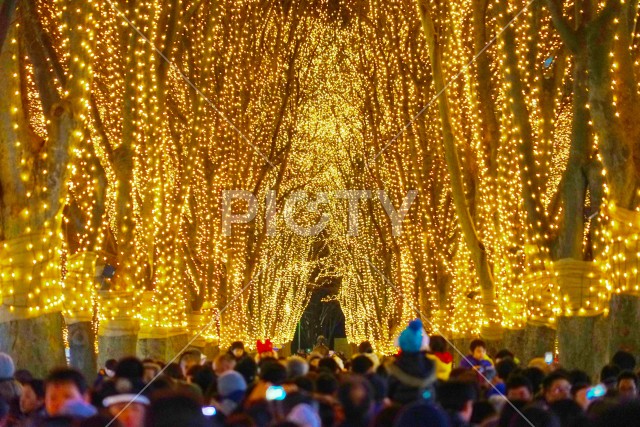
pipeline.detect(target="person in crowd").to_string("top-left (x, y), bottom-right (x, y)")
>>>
top-left (617, 370), bottom-right (638, 400)
top-left (179, 349), bottom-right (202, 377)
top-left (145, 391), bottom-right (213, 427)
top-left (392, 397), bottom-right (449, 427)
top-left (255, 340), bottom-right (276, 361)
top-left (494, 349), bottom-right (515, 365)
top-left (44, 368), bottom-right (92, 418)
top-left (355, 342), bottom-right (380, 370)
top-left (487, 357), bottom-right (517, 398)
top-left (101, 377), bottom-right (149, 427)
top-left (18, 379), bottom-right (46, 426)
top-left (234, 357), bottom-right (258, 387)
top-left (213, 353), bottom-right (236, 377)
top-left (437, 381), bottom-right (476, 427)
top-left (549, 399), bottom-right (588, 427)
top-left (211, 370), bottom-right (247, 418)
top-left (386, 319), bottom-right (435, 405)
top-left (94, 359), bottom-right (117, 388)
top-left (286, 356), bottom-right (309, 380)
top-left (244, 358), bottom-right (288, 407)
top-left (337, 375), bottom-right (373, 427)
top-left (142, 361), bottom-right (162, 384)
top-left (0, 353), bottom-right (21, 423)
top-left (427, 335), bottom-right (453, 381)
top-left (459, 340), bottom-right (495, 377)
top-left (0, 398), bottom-right (9, 427)
top-left (601, 363), bottom-right (621, 393)
top-left (521, 366), bottom-right (545, 396)
top-left (187, 364), bottom-right (215, 398)
top-left (229, 342), bottom-right (249, 363)
top-left (505, 375), bottom-right (533, 402)
top-left (542, 371), bottom-right (572, 404)
top-left (611, 350), bottom-right (636, 372)
top-left (311, 336), bottom-right (330, 358)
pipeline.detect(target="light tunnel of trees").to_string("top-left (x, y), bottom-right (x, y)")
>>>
top-left (1, 0), bottom-right (640, 379)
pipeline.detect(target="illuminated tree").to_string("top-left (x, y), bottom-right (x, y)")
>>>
top-left (0, 0), bottom-right (95, 375)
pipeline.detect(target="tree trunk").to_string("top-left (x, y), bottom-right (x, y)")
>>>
top-left (416, 0), bottom-right (502, 338)
top-left (524, 324), bottom-right (556, 364)
top-left (502, 328), bottom-right (527, 363)
top-left (0, 311), bottom-right (66, 377)
top-left (608, 294), bottom-right (640, 363)
top-left (557, 315), bottom-right (608, 379)
top-left (98, 334), bottom-right (138, 368)
top-left (137, 334), bottom-right (189, 362)
top-left (67, 321), bottom-right (97, 382)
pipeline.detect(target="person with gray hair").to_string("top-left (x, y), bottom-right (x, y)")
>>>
top-left (286, 356), bottom-right (309, 379)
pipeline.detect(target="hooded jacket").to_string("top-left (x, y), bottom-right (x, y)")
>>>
top-left (386, 352), bottom-right (436, 405)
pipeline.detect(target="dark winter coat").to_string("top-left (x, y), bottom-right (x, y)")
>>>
top-left (386, 352), bottom-right (436, 405)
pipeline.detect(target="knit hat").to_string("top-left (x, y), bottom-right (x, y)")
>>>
top-left (102, 377), bottom-right (150, 407)
top-left (0, 353), bottom-right (15, 379)
top-left (398, 319), bottom-right (429, 353)
top-left (217, 370), bottom-right (247, 400)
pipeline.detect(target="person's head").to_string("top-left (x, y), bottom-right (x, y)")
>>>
top-left (286, 356), bottom-right (309, 379)
top-left (14, 368), bottom-right (33, 383)
top-left (429, 335), bottom-right (447, 353)
top-left (495, 358), bottom-right (517, 381)
top-left (217, 370), bottom-right (247, 401)
top-left (611, 350), bottom-right (636, 372)
top-left (437, 381), bottom-right (477, 422)
top-left (45, 368), bottom-right (89, 416)
top-left (617, 370), bottom-right (639, 400)
top-left (316, 373), bottom-right (339, 396)
top-left (318, 357), bottom-right (340, 375)
top-left (506, 375), bottom-right (533, 402)
top-left (358, 341), bottom-right (373, 354)
top-left (235, 357), bottom-right (257, 385)
top-left (162, 363), bottom-right (185, 381)
top-left (213, 352), bottom-right (236, 376)
top-left (229, 341), bottom-right (245, 359)
top-left (259, 360), bottom-right (287, 385)
top-left (337, 376), bottom-right (373, 422)
top-left (522, 366), bottom-right (545, 395)
top-left (471, 400), bottom-right (496, 425)
top-left (187, 364), bottom-right (215, 397)
top-left (144, 392), bottom-right (208, 427)
top-left (20, 379), bottom-right (45, 414)
top-left (601, 364), bottom-right (621, 390)
top-left (179, 349), bottom-right (202, 376)
top-left (351, 355), bottom-right (374, 375)
top-left (103, 378), bottom-right (149, 427)
top-left (543, 371), bottom-right (572, 403)
top-left (495, 349), bottom-right (515, 364)
top-left (398, 319), bottom-right (428, 353)
top-left (115, 357), bottom-right (144, 380)
top-left (105, 359), bottom-right (118, 377)
top-left (142, 362), bottom-right (162, 384)
top-left (470, 339), bottom-right (486, 360)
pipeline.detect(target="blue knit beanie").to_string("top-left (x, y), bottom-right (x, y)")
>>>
top-left (398, 319), bottom-right (425, 353)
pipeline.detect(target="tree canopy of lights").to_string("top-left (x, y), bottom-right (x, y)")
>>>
top-left (1, 0), bottom-right (640, 372)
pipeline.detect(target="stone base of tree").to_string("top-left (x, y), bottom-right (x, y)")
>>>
top-left (558, 315), bottom-right (608, 379)
top-left (137, 334), bottom-right (189, 362)
top-left (98, 334), bottom-right (138, 368)
top-left (67, 321), bottom-right (97, 382)
top-left (524, 323), bottom-right (556, 362)
top-left (0, 311), bottom-right (66, 377)
top-left (502, 328), bottom-right (526, 362)
top-left (608, 294), bottom-right (640, 364)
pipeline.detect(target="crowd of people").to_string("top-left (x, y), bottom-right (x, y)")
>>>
top-left (0, 318), bottom-right (639, 426)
